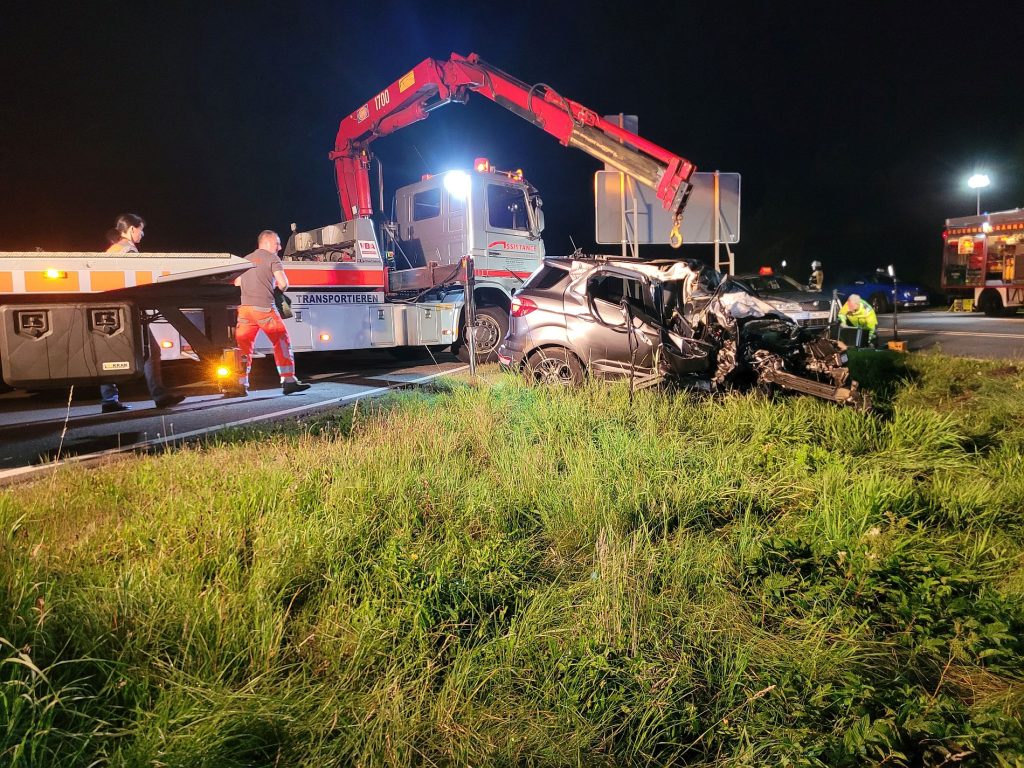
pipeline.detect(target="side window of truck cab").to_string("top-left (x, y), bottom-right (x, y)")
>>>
top-left (413, 188), bottom-right (441, 221)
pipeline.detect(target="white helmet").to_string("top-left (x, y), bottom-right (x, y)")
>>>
top-left (811, 260), bottom-right (822, 270)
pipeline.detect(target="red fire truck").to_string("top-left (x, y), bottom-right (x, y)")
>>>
top-left (942, 208), bottom-right (1024, 316)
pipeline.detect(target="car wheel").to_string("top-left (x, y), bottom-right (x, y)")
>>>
top-left (455, 306), bottom-right (508, 364)
top-left (869, 292), bottom-right (891, 314)
top-left (978, 289), bottom-right (1004, 318)
top-left (525, 347), bottom-right (584, 387)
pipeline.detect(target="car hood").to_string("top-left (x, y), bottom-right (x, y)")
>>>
top-left (760, 289), bottom-right (832, 310)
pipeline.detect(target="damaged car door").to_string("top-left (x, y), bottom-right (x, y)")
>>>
top-left (564, 267), bottom-right (663, 381)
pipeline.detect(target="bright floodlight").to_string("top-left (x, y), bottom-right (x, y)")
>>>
top-left (968, 173), bottom-right (991, 189)
top-left (444, 170), bottom-right (470, 200)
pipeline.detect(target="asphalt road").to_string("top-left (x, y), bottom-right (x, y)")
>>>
top-left (0, 349), bottom-right (467, 477)
top-left (872, 310), bottom-right (1024, 359)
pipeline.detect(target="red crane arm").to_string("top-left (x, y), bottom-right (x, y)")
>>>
top-left (329, 52), bottom-right (696, 245)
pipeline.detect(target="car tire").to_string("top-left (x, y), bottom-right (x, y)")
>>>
top-left (524, 347), bottom-right (585, 387)
top-left (978, 289), bottom-right (1004, 318)
top-left (454, 306), bottom-right (508, 364)
top-left (869, 292), bottom-right (891, 314)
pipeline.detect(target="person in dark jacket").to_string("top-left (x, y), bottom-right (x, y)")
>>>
top-left (98, 213), bottom-right (185, 413)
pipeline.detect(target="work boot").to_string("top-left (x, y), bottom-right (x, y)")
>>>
top-left (282, 380), bottom-right (311, 395)
top-left (154, 394), bottom-right (186, 409)
top-left (101, 401), bottom-right (131, 413)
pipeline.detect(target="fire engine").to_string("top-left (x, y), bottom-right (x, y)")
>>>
top-left (942, 208), bottom-right (1024, 316)
top-left (268, 52), bottom-right (698, 362)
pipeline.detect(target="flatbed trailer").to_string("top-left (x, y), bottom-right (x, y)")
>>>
top-left (0, 252), bottom-right (248, 390)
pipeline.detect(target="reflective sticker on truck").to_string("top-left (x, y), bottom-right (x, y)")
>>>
top-left (292, 292), bottom-right (385, 305)
top-left (356, 105), bottom-right (370, 123)
top-left (399, 71), bottom-right (415, 93)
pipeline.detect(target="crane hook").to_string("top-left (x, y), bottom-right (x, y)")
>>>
top-left (669, 219), bottom-right (683, 249)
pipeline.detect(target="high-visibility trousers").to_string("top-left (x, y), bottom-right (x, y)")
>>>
top-left (235, 305), bottom-right (297, 386)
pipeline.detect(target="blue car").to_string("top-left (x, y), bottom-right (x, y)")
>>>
top-left (831, 273), bottom-right (930, 314)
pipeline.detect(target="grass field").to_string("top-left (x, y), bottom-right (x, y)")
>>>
top-left (2, 351), bottom-right (1023, 767)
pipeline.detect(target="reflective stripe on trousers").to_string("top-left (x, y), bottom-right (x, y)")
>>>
top-left (235, 305), bottom-right (297, 385)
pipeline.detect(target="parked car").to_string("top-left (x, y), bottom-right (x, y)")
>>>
top-left (831, 272), bottom-right (930, 314)
top-left (497, 257), bottom-right (868, 409)
top-left (734, 271), bottom-right (833, 329)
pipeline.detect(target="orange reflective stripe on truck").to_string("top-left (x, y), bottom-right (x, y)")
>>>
top-left (25, 271), bottom-right (81, 292)
top-left (90, 271), bottom-right (127, 291)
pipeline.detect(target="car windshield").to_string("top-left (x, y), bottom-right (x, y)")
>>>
top-left (744, 274), bottom-right (807, 293)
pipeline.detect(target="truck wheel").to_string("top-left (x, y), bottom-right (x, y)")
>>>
top-left (978, 289), bottom-right (1004, 317)
top-left (455, 306), bottom-right (508, 364)
top-left (869, 292), bottom-right (891, 314)
top-left (525, 347), bottom-right (584, 386)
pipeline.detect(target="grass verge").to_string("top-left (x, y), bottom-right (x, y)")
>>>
top-left (2, 351), bottom-right (1023, 766)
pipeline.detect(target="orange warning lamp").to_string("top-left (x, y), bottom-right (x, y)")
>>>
top-left (474, 157), bottom-right (490, 173)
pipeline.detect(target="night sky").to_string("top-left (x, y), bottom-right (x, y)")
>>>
top-left (3, 1), bottom-right (1022, 288)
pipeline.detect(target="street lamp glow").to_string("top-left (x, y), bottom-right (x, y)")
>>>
top-left (967, 173), bottom-right (991, 215)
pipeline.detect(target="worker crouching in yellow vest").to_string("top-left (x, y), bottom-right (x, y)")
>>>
top-left (839, 293), bottom-right (879, 346)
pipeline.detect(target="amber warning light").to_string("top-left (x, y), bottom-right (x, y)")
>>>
top-left (474, 157), bottom-right (490, 173)
top-left (44, 268), bottom-right (67, 279)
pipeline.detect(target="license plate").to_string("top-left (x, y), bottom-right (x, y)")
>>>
top-left (913, 295), bottom-right (927, 301)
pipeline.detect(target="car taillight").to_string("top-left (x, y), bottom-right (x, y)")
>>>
top-left (510, 296), bottom-right (538, 317)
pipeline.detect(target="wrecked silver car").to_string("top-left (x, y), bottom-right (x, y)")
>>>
top-left (496, 257), bottom-right (868, 409)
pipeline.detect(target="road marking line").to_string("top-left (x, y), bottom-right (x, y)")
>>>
top-left (0, 366), bottom-right (468, 484)
top-left (892, 329), bottom-right (1024, 339)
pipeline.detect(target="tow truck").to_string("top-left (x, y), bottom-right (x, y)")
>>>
top-left (269, 52), bottom-right (698, 362)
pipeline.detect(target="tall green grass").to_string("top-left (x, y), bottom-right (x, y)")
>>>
top-left (2, 351), bottom-right (1023, 766)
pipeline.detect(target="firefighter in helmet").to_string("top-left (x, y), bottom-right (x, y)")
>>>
top-left (839, 293), bottom-right (879, 347)
top-left (808, 260), bottom-right (824, 291)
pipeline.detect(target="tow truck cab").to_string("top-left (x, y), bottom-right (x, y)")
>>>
top-left (392, 163), bottom-right (546, 298)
